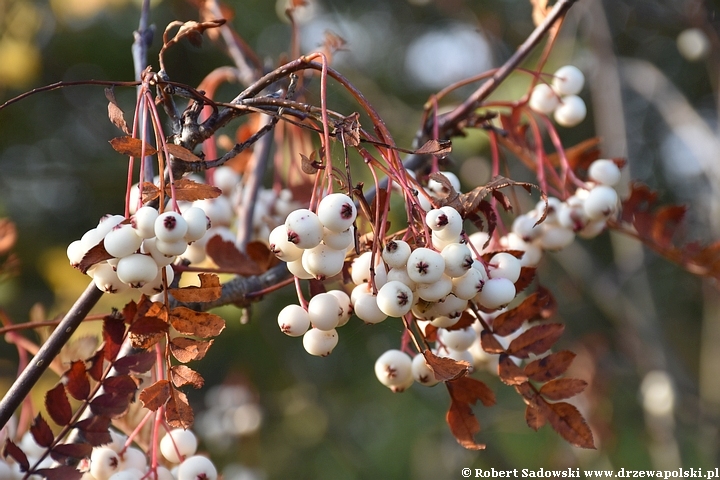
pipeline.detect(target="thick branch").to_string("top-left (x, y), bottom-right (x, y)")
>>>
top-left (0, 283), bottom-right (103, 429)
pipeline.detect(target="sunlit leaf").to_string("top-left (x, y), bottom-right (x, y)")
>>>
top-left (169, 273), bottom-right (222, 303)
top-left (139, 380), bottom-right (171, 411)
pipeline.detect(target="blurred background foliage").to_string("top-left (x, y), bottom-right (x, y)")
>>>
top-left (1, 0), bottom-right (720, 478)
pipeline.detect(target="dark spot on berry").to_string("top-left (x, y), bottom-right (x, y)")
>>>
top-left (340, 203), bottom-right (354, 219)
top-left (164, 216), bottom-right (177, 230)
top-left (385, 240), bottom-right (398, 253)
top-left (385, 365), bottom-right (398, 379)
top-left (462, 256), bottom-right (473, 269)
top-left (397, 291), bottom-right (409, 306)
top-left (415, 261), bottom-right (429, 275)
top-left (436, 214), bottom-right (448, 227)
top-left (287, 231), bottom-right (299, 244)
top-left (476, 280), bottom-right (485, 292)
top-left (419, 374), bottom-right (429, 383)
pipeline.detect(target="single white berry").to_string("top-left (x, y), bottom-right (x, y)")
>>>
top-left (452, 267), bottom-right (487, 300)
top-left (407, 247), bottom-right (445, 284)
top-left (374, 349), bottom-right (414, 392)
top-left (92, 263), bottom-right (130, 294)
top-left (269, 225), bottom-right (303, 262)
top-left (416, 275), bottom-right (453, 302)
top-left (155, 211), bottom-right (188, 242)
top-left (177, 455), bottom-right (218, 480)
top-left (182, 207), bottom-right (210, 242)
top-left (578, 219), bottom-right (607, 239)
top-left (425, 206), bottom-right (463, 240)
top-left (90, 447), bottom-right (121, 480)
top-left (588, 159), bottom-right (621, 186)
top-left (512, 214), bottom-right (542, 242)
top-left (351, 284), bottom-right (388, 324)
top-left (194, 196), bottom-right (233, 227)
top-left (140, 265), bottom-right (175, 295)
top-left (97, 214), bottom-right (126, 237)
top-left (382, 240), bottom-right (412, 268)
top-left (301, 244), bottom-right (345, 280)
top-left (488, 252), bottom-right (522, 283)
top-left (307, 293), bottom-right (342, 331)
top-left (386, 267), bottom-right (417, 291)
top-left (287, 258), bottom-right (314, 279)
top-left (160, 428), bottom-right (198, 464)
top-left (411, 354), bottom-right (440, 387)
top-left (108, 470), bottom-right (143, 480)
top-left (81, 227), bottom-right (106, 253)
top-left (327, 289), bottom-right (352, 327)
top-left (441, 243), bottom-right (473, 278)
top-left (285, 208), bottom-right (323, 249)
top-left (350, 251), bottom-right (387, 287)
top-left (104, 224), bottom-right (143, 258)
top-left (436, 346), bottom-right (475, 368)
top-left (141, 237), bottom-right (176, 267)
top-left (583, 185), bottom-right (618, 220)
top-left (278, 304), bottom-right (311, 337)
top-left (476, 277), bottom-right (516, 310)
top-left (439, 327), bottom-right (476, 351)
top-left (302, 328), bottom-right (339, 356)
top-left (433, 294), bottom-right (468, 319)
top-left (317, 193), bottom-right (357, 232)
top-left (504, 233), bottom-right (543, 267)
top-left (322, 226), bottom-right (354, 251)
top-left (552, 65), bottom-right (585, 96)
top-left (554, 95), bottom-right (587, 127)
top-left (155, 238), bottom-right (188, 257)
top-left (67, 240), bottom-right (86, 267)
top-left (376, 281), bottom-right (414, 317)
top-left (677, 28), bottom-right (710, 61)
top-left (120, 447), bottom-right (147, 471)
top-left (212, 165), bottom-right (241, 195)
top-left (529, 83), bottom-right (559, 114)
top-left (116, 254), bottom-right (159, 288)
top-left (467, 231), bottom-right (490, 253)
top-left (538, 225), bottom-right (575, 250)
top-left (102, 430), bottom-right (127, 453)
top-left (180, 244), bottom-right (207, 265)
top-left (133, 206), bottom-right (159, 239)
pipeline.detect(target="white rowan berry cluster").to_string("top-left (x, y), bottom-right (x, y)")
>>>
top-left (529, 65), bottom-right (587, 127)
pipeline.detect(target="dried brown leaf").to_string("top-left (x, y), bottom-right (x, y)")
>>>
top-left (105, 87), bottom-right (129, 134)
top-left (525, 350), bottom-right (576, 383)
top-left (112, 351), bottom-right (155, 375)
top-left (139, 380), bottom-right (171, 411)
top-left (46, 383), bottom-right (72, 426)
top-left (103, 314), bottom-right (126, 362)
top-left (514, 267), bottom-right (536, 294)
top-left (141, 182), bottom-right (160, 203)
top-left (169, 273), bottom-right (222, 303)
top-left (170, 365), bottom-right (205, 389)
top-left (539, 378), bottom-right (588, 401)
top-left (498, 354), bottom-right (528, 385)
top-left (333, 112), bottom-right (361, 147)
top-left (165, 144), bottom-right (202, 163)
top-left (35, 466), bottom-right (83, 480)
top-left (205, 236), bottom-right (263, 275)
top-left (492, 286), bottom-right (556, 336)
top-left (416, 139), bottom-right (452, 157)
top-left (3, 440), bottom-right (29, 472)
top-left (444, 311), bottom-right (476, 332)
top-left (77, 241), bottom-right (113, 274)
top-left (169, 307), bottom-right (225, 338)
top-left (423, 350), bottom-right (470, 382)
top-left (446, 399), bottom-right (485, 450)
top-left (102, 375), bottom-right (139, 398)
top-left (128, 315), bottom-right (169, 350)
top-left (49, 442), bottom-right (92, 462)
top-left (447, 376), bottom-right (496, 407)
top-left (89, 393), bottom-right (131, 418)
top-left (167, 178), bottom-right (221, 202)
top-left (109, 136), bottom-right (157, 157)
top-left (538, 399), bottom-right (596, 449)
top-left (506, 323), bottom-right (564, 359)
top-left (166, 389), bottom-right (194, 429)
top-left (169, 337), bottom-right (214, 363)
top-left (300, 152), bottom-right (319, 174)
top-left (525, 404), bottom-right (546, 431)
top-left (480, 330), bottom-right (505, 354)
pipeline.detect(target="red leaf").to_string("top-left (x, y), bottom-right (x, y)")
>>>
top-left (524, 350), bottom-right (576, 382)
top-left (444, 311), bottom-right (476, 331)
top-left (45, 383), bottom-right (72, 426)
top-left (446, 400), bottom-right (486, 450)
top-left (422, 350), bottom-right (470, 382)
top-left (169, 337), bottom-right (214, 363)
top-left (170, 365), bottom-right (205, 389)
top-left (539, 378), bottom-right (588, 401)
top-left (74, 416), bottom-right (112, 446)
top-left (2, 439), bottom-right (29, 472)
top-left (166, 389), bottom-right (194, 429)
top-left (139, 380), bottom-right (171, 411)
top-left (205, 236), bottom-right (263, 275)
top-left (446, 376), bottom-right (496, 407)
top-left (651, 205), bottom-right (686, 249)
top-left (498, 354), bottom-right (528, 385)
top-left (77, 241), bottom-right (113, 274)
top-left (169, 273), bottom-right (222, 303)
top-left (35, 466), bottom-right (83, 480)
top-left (87, 347), bottom-right (105, 382)
top-left (103, 314), bottom-right (126, 361)
top-left (514, 267), bottom-right (536, 294)
top-left (30, 414), bottom-right (54, 448)
top-left (537, 400), bottom-right (596, 449)
top-left (65, 360), bottom-right (90, 401)
top-left (525, 404), bottom-right (546, 431)
top-left (113, 351), bottom-right (155, 375)
top-left (102, 375), bottom-right (139, 397)
top-left (49, 442), bottom-right (92, 462)
top-left (492, 286), bottom-right (556, 336)
top-left (246, 241), bottom-right (280, 272)
top-left (169, 307), bottom-right (225, 338)
top-left (506, 323), bottom-right (564, 358)
top-left (89, 393), bottom-right (131, 418)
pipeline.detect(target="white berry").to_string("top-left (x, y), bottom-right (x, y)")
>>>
top-left (160, 428), bottom-right (198, 464)
top-left (182, 207), bottom-right (210, 242)
top-left (317, 193), bottom-right (357, 232)
top-left (529, 83), bottom-right (559, 114)
top-left (285, 208), bottom-right (323, 249)
top-left (407, 247), bottom-right (445, 284)
top-left (177, 455), bottom-right (218, 480)
top-left (476, 277), bottom-right (516, 310)
top-left (327, 289), bottom-right (352, 327)
top-left (301, 244), bottom-right (345, 280)
top-left (488, 252), bottom-right (522, 283)
top-left (412, 354), bottom-right (440, 387)
top-left (155, 211), bottom-right (188, 242)
top-left (376, 280), bottom-right (414, 317)
top-left (588, 159), bottom-right (622, 186)
top-left (132, 206), bottom-right (159, 239)
top-left (382, 240), bottom-right (412, 268)
top-left (277, 304), bottom-right (311, 337)
top-left (554, 95), bottom-right (587, 127)
top-left (552, 65), bottom-right (585, 96)
top-left (116, 254), bottom-right (159, 288)
top-left (375, 349), bottom-right (414, 392)
top-left (269, 225), bottom-right (303, 262)
top-left (302, 328), bottom-right (339, 356)
top-left (90, 447), bottom-right (121, 480)
top-left (307, 293), bottom-right (342, 331)
top-left (583, 185), bottom-right (618, 220)
top-left (104, 224), bottom-right (143, 258)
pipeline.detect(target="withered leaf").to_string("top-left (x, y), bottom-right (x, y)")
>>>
top-left (105, 87), bottom-right (129, 134)
top-left (246, 241), bottom-right (280, 272)
top-left (498, 354), bottom-right (528, 385)
top-left (205, 236), bottom-right (263, 275)
top-left (333, 112), bottom-right (361, 147)
top-left (493, 286), bottom-right (556, 336)
top-left (171, 19), bottom-right (225, 47)
top-left (2, 440), bottom-right (29, 472)
top-left (547, 137), bottom-right (601, 172)
top-left (77, 241), bottom-right (113, 274)
top-left (424, 323), bottom-right (438, 343)
top-left (166, 389), bottom-right (194, 429)
top-left (170, 307), bottom-right (225, 338)
top-left (300, 152), bottom-right (319, 174)
top-left (416, 139), bottom-right (452, 157)
top-left (74, 415), bottom-right (112, 446)
top-left (538, 400), bottom-right (595, 449)
top-left (128, 315), bottom-right (169, 350)
top-left (46, 383), bottom-right (72, 426)
top-left (480, 330), bottom-right (505, 354)
top-left (121, 299), bottom-right (138, 325)
top-left (525, 350), bottom-right (576, 383)
top-left (30, 413), bottom-right (54, 448)
top-left (446, 399), bottom-right (485, 450)
top-left (167, 178), bottom-right (221, 202)
top-left (651, 205), bottom-right (686, 249)
top-left (109, 136), bottom-right (157, 157)
top-left (457, 175), bottom-right (539, 217)
top-left (113, 351), bottom-right (155, 375)
top-left (506, 323), bottom-right (564, 359)
top-left (539, 378), bottom-right (588, 401)
top-left (65, 360), bottom-right (90, 401)
top-left (446, 376), bottom-right (496, 407)
top-left (141, 182), bottom-right (160, 203)
top-left (165, 144), bottom-right (202, 163)
top-left (171, 365), bottom-right (205, 389)
top-left (169, 337), bottom-right (214, 363)
top-left (49, 442), bottom-right (92, 462)
top-left (525, 404), bottom-right (546, 431)
top-left (89, 393), bottom-right (130, 418)
top-left (423, 350), bottom-right (470, 382)
top-left (35, 466), bottom-right (83, 480)
top-left (139, 380), bottom-right (171, 411)
top-left (514, 267), bottom-right (536, 295)
top-left (169, 273), bottom-right (222, 303)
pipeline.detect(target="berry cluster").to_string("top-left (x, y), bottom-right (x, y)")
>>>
top-left (528, 65), bottom-right (587, 127)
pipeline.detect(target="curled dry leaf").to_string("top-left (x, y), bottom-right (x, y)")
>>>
top-left (112, 351), bottom-right (155, 375)
top-left (139, 380), bottom-right (171, 411)
top-left (506, 323), bottom-right (564, 359)
top-left (170, 337), bottom-right (214, 363)
top-left (525, 404), bottom-right (546, 431)
top-left (423, 350), bottom-right (470, 382)
top-left (445, 377), bottom-right (495, 450)
top-left (105, 87), bottom-right (129, 134)
top-left (415, 139), bottom-right (452, 157)
top-left (333, 112), bottom-right (361, 147)
top-left (166, 389), bottom-right (194, 429)
top-left (480, 330), bottom-right (505, 354)
top-left (77, 241), bottom-right (113, 274)
top-left (300, 152), bottom-right (319, 174)
top-left (169, 307), bottom-right (225, 338)
top-left (205, 236), bottom-right (264, 276)
top-left (170, 365), bottom-right (205, 389)
top-left (170, 273), bottom-right (222, 303)
top-left (534, 399), bottom-right (595, 449)
top-left (444, 311), bottom-right (475, 332)
top-left (141, 182), bottom-right (160, 203)
top-left (128, 315), bottom-right (169, 349)
top-left (109, 136), bottom-right (157, 157)
top-left (102, 375), bottom-right (139, 398)
top-left (524, 350), bottom-right (576, 383)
